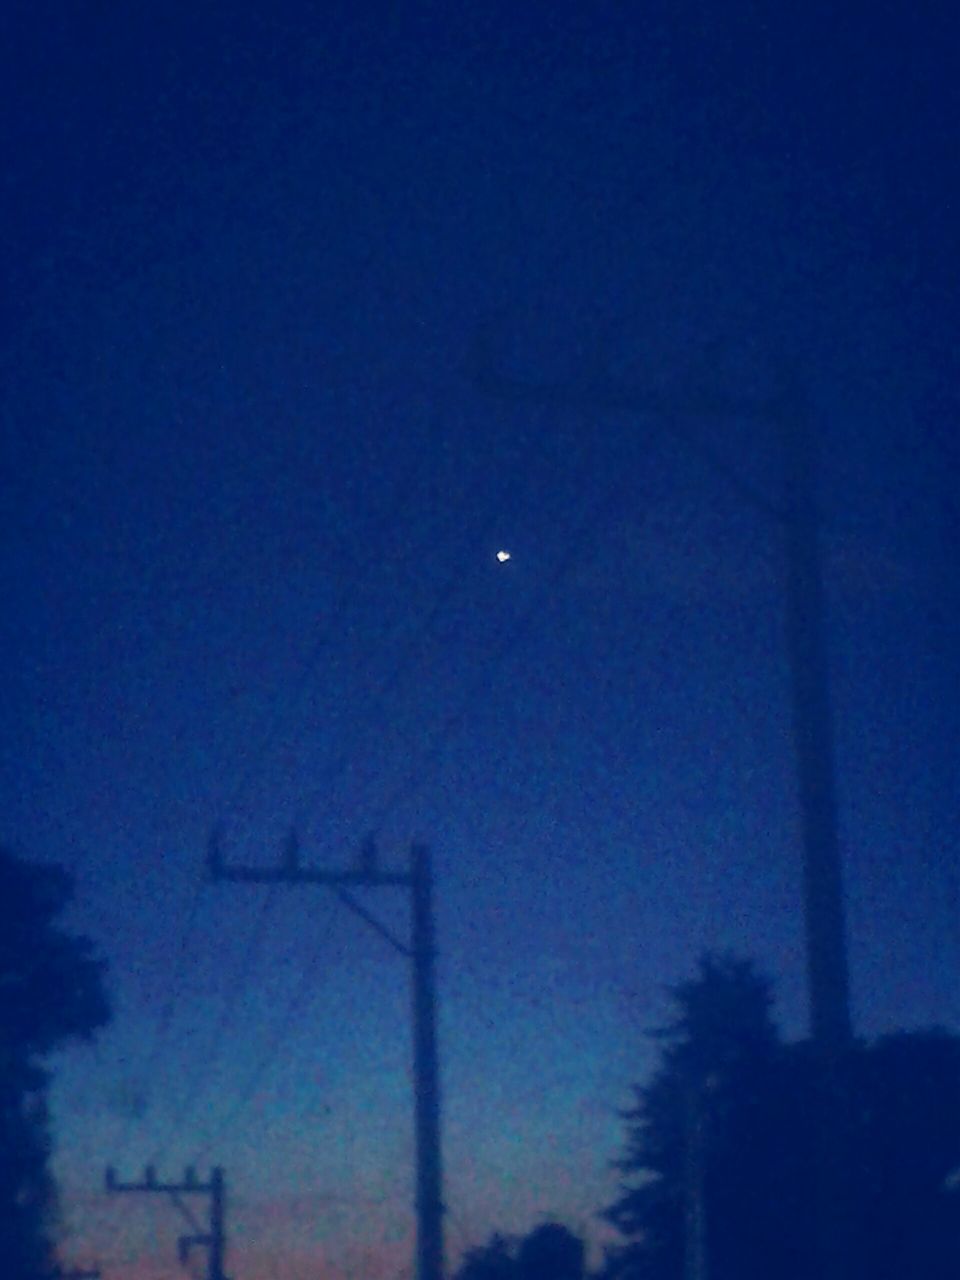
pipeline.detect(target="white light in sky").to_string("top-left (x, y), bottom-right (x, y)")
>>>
top-left (496, 550), bottom-right (511, 563)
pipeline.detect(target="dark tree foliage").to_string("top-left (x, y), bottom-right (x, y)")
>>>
top-left (853, 1029), bottom-right (960, 1279)
top-left (518, 1223), bottom-right (585, 1280)
top-left (602, 954), bottom-right (783, 1280)
top-left (0, 846), bottom-right (111, 1280)
top-left (455, 1233), bottom-right (519, 1280)
top-left (454, 1223), bottom-right (585, 1280)
top-left (602, 952), bottom-right (960, 1280)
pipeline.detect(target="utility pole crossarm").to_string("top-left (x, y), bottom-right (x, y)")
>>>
top-left (105, 1166), bottom-right (229, 1280)
top-left (208, 826), bottom-right (411, 888)
top-left (474, 343), bottom-right (782, 518)
top-left (207, 836), bottom-right (445, 1280)
top-left (106, 1166), bottom-right (211, 1195)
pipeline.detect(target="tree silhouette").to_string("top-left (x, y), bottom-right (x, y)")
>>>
top-left (601, 952), bottom-right (960, 1280)
top-left (0, 846), bottom-right (111, 1279)
top-left (602, 953), bottom-right (787, 1280)
top-left (853, 1029), bottom-right (960, 1279)
top-left (455, 1233), bottom-right (519, 1280)
top-left (518, 1222), bottom-right (584, 1280)
top-left (454, 1223), bottom-right (585, 1280)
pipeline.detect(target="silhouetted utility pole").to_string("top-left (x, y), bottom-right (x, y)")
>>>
top-left (683, 383), bottom-right (853, 1280)
top-left (778, 387), bottom-right (851, 1047)
top-left (208, 835), bottom-right (444, 1280)
top-left (475, 343), bottom-right (852, 1279)
top-left (105, 1164), bottom-right (229, 1280)
top-left (474, 340), bottom-right (851, 1048)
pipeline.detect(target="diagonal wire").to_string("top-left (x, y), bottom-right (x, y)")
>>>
top-left (109, 426), bottom-right (436, 1168)
top-left (186, 896), bottom-right (340, 1167)
top-left (147, 883), bottom-right (280, 1166)
top-left (65, 460), bottom-right (330, 1177)
top-left (134, 413), bottom-right (561, 1163)
top-left (175, 425), bottom-right (587, 1172)
top-left (166, 444), bottom-right (638, 1219)
top-left (291, 417), bottom-right (572, 835)
top-left (367, 455), bottom-right (646, 831)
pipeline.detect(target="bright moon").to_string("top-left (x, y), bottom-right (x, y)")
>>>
top-left (496, 550), bottom-right (511, 563)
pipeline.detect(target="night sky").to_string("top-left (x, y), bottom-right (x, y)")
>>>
top-left (4, 4), bottom-right (958, 1279)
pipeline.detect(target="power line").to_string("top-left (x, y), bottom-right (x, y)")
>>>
top-left (291, 419), bottom-right (570, 836)
top-left (186, 896), bottom-right (341, 1167)
top-left (208, 842), bottom-right (443, 1280)
top-left (50, 462), bottom-right (345, 1180)
top-left (114, 418), bottom-right (642, 1275)
top-left (109, 439), bottom-right (431, 1165)
top-left (109, 396), bottom-right (592, 1178)
top-left (112, 885), bottom-right (207, 1170)
top-left (141, 414), bottom-right (561, 1162)
top-left (148, 885), bottom-right (280, 1166)
top-left (368, 459), bottom-right (646, 832)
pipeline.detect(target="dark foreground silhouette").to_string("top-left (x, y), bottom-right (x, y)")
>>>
top-left (0, 846), bottom-right (110, 1280)
top-left (455, 955), bottom-right (960, 1280)
top-left (602, 954), bottom-right (960, 1280)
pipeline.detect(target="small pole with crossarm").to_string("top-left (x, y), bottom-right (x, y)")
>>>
top-left (208, 830), bottom-right (444, 1280)
top-left (105, 1164), bottom-right (229, 1280)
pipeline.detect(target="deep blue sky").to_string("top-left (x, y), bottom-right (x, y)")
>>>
top-left (3, 4), bottom-right (958, 1278)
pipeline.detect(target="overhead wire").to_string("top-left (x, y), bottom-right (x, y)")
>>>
top-left (109, 418), bottom-right (439, 1168)
top-left (53, 461), bottom-right (316, 1173)
top-left (58, 313), bottom-right (783, 1278)
top-left (139, 411), bottom-right (558, 1162)
top-left (181, 429), bottom-right (764, 1214)
top-left (142, 401), bottom-right (578, 1172)
top-left (56, 453), bottom-right (292, 882)
top-left (145, 407), bottom-right (592, 1221)
top-left (117, 376), bottom-right (766, 1222)
top-left (139, 397), bottom-right (754, 1267)
top-left (291, 414), bottom-right (567, 837)
top-left (344, 410), bottom-right (795, 1280)
top-left (186, 894), bottom-right (341, 1167)
top-left (57, 459), bottom-right (324, 1188)
top-left (365, 439), bottom-right (652, 833)
top-left (147, 883), bottom-right (280, 1166)
top-left (435, 439), bottom-right (781, 1007)
top-left (166, 373), bottom-right (955, 1274)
